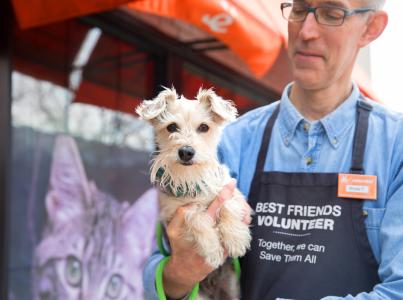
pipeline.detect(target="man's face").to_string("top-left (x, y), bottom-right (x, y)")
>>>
top-left (287, 0), bottom-right (370, 90)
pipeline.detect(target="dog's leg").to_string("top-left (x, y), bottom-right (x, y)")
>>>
top-left (217, 189), bottom-right (251, 258)
top-left (183, 206), bottom-right (224, 269)
top-left (199, 260), bottom-right (240, 300)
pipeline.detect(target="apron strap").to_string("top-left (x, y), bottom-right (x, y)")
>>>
top-left (248, 105), bottom-right (280, 199)
top-left (350, 98), bottom-right (373, 174)
top-left (254, 105), bottom-right (280, 174)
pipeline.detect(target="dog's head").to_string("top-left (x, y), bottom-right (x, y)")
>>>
top-left (136, 87), bottom-right (237, 183)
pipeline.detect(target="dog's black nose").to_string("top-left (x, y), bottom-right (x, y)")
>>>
top-left (178, 146), bottom-right (195, 162)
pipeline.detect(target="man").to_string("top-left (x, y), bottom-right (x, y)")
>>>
top-left (144, 0), bottom-right (403, 299)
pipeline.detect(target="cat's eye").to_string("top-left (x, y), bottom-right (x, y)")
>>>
top-left (167, 123), bottom-right (178, 133)
top-left (106, 274), bottom-right (124, 299)
top-left (65, 256), bottom-right (82, 287)
top-left (197, 123), bottom-right (209, 133)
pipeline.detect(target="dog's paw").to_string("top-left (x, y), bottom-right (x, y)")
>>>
top-left (183, 208), bottom-right (226, 268)
top-left (203, 247), bottom-right (225, 269)
top-left (218, 198), bottom-right (252, 258)
top-left (192, 229), bottom-right (225, 268)
top-left (220, 222), bottom-right (251, 258)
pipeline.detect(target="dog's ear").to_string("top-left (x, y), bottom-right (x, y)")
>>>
top-left (197, 88), bottom-right (238, 123)
top-left (136, 88), bottom-right (177, 120)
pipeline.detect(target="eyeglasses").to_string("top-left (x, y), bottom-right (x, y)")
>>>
top-left (280, 2), bottom-right (375, 26)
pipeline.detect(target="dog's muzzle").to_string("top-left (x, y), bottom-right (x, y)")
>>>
top-left (178, 146), bottom-right (195, 165)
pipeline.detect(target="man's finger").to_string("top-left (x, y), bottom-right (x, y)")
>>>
top-left (206, 179), bottom-right (236, 221)
top-left (243, 214), bottom-right (252, 225)
top-left (242, 201), bottom-right (253, 225)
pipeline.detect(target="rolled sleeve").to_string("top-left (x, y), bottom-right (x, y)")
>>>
top-left (143, 250), bottom-right (164, 300)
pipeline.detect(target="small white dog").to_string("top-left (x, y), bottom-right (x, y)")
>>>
top-left (136, 88), bottom-right (251, 299)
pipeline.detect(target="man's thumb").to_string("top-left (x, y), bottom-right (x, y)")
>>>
top-left (206, 179), bottom-right (236, 221)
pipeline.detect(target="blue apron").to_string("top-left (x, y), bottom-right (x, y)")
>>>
top-left (240, 99), bottom-right (380, 300)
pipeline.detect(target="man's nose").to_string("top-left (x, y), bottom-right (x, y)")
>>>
top-left (299, 12), bottom-right (321, 40)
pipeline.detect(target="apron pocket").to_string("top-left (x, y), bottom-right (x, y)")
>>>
top-left (364, 208), bottom-right (385, 229)
top-left (363, 207), bottom-right (385, 262)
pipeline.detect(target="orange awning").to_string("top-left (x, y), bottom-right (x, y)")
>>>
top-left (12, 0), bottom-right (379, 101)
top-left (127, 0), bottom-right (284, 77)
top-left (12, 0), bottom-right (133, 29)
top-left (12, 0), bottom-right (284, 77)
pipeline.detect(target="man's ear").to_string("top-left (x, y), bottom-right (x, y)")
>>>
top-left (358, 11), bottom-right (388, 48)
top-left (136, 88), bottom-right (178, 121)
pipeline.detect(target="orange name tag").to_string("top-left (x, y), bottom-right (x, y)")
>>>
top-left (338, 173), bottom-right (377, 200)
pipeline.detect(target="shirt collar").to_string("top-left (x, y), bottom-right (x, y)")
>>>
top-left (278, 82), bottom-right (361, 148)
top-left (320, 82), bottom-right (360, 148)
top-left (278, 83), bottom-right (304, 146)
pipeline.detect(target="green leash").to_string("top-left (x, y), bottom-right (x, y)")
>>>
top-left (156, 223), bottom-right (199, 300)
top-left (156, 256), bottom-right (200, 300)
top-left (155, 222), bottom-right (241, 300)
top-left (156, 223), bottom-right (170, 257)
top-left (232, 256), bottom-right (241, 281)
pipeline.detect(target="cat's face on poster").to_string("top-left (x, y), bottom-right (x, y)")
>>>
top-left (32, 136), bottom-right (157, 300)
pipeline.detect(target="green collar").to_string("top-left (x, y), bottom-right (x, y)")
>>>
top-left (155, 168), bottom-right (202, 197)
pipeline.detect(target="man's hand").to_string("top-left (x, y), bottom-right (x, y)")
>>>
top-left (162, 179), bottom-right (240, 299)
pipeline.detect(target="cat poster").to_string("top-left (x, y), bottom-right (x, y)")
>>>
top-left (9, 127), bottom-right (158, 300)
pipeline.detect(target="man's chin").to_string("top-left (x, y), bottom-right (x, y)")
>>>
top-left (293, 71), bottom-right (326, 90)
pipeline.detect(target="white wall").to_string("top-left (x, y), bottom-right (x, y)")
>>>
top-left (370, 0), bottom-right (403, 113)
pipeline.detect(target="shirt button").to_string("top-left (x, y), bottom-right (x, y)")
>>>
top-left (305, 157), bottom-right (313, 165)
top-left (303, 123), bottom-right (310, 132)
top-left (362, 210), bottom-right (368, 217)
top-left (332, 138), bottom-right (338, 145)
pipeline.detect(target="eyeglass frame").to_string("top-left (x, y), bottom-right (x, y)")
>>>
top-left (280, 2), bottom-right (375, 26)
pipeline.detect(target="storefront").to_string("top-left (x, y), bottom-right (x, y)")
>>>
top-left (0, 1), bottom-right (291, 299)
top-left (1, 0), bottom-right (381, 298)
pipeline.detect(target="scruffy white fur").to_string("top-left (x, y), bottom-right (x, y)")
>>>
top-left (136, 88), bottom-right (251, 269)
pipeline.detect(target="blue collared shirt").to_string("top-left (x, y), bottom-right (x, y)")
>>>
top-left (143, 82), bottom-right (403, 300)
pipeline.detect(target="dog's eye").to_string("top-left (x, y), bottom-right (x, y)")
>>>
top-left (197, 123), bottom-right (209, 133)
top-left (167, 123), bottom-right (178, 133)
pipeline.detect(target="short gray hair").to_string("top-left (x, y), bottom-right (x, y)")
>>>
top-left (362, 0), bottom-right (386, 10)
